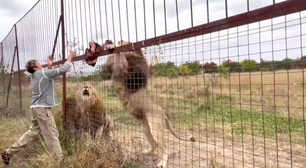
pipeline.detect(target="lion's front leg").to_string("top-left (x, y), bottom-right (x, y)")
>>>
top-left (75, 105), bottom-right (87, 139)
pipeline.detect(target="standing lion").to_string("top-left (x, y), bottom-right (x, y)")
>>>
top-left (87, 40), bottom-right (195, 168)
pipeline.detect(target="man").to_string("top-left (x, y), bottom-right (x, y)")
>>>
top-left (1, 52), bottom-right (77, 165)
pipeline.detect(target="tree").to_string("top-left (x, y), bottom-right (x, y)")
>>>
top-left (298, 56), bottom-right (306, 68)
top-left (183, 61), bottom-right (202, 75)
top-left (222, 60), bottom-right (243, 72)
top-left (202, 62), bottom-right (218, 73)
top-left (178, 65), bottom-right (192, 76)
top-left (240, 59), bottom-right (259, 72)
top-left (280, 58), bottom-right (295, 70)
top-left (218, 64), bottom-right (230, 78)
top-left (153, 61), bottom-right (179, 77)
top-left (94, 64), bottom-right (111, 80)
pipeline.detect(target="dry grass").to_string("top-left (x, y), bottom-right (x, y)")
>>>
top-left (147, 69), bottom-right (306, 119)
top-left (0, 111), bottom-right (147, 168)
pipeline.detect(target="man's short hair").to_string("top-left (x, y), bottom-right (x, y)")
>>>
top-left (26, 60), bottom-right (38, 74)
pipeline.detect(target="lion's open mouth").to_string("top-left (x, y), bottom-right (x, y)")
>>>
top-left (83, 90), bottom-right (90, 96)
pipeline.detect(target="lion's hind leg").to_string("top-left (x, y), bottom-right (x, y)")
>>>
top-left (146, 112), bottom-right (169, 168)
top-left (142, 118), bottom-right (157, 155)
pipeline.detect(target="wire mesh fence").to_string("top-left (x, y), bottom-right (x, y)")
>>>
top-left (0, 0), bottom-right (306, 167)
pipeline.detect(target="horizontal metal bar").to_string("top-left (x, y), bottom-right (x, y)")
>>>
top-left (18, 0), bottom-right (306, 73)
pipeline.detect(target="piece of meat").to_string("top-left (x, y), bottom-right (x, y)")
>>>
top-left (85, 40), bottom-right (114, 67)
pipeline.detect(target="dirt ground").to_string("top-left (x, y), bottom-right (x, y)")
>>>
top-left (115, 123), bottom-right (306, 168)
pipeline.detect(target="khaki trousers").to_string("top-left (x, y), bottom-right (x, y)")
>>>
top-left (5, 107), bottom-right (63, 161)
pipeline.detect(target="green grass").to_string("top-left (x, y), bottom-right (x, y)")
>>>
top-left (108, 109), bottom-right (140, 127)
top-left (180, 103), bottom-right (306, 142)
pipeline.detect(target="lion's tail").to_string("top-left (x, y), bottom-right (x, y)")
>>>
top-left (165, 118), bottom-right (196, 142)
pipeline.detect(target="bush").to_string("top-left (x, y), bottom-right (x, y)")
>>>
top-left (152, 61), bottom-right (179, 78)
top-left (240, 59), bottom-right (259, 72)
top-left (183, 61), bottom-right (202, 75)
top-left (94, 64), bottom-right (111, 80)
top-left (152, 61), bottom-right (201, 78)
top-left (178, 65), bottom-right (191, 76)
top-left (218, 64), bottom-right (230, 78)
top-left (167, 67), bottom-right (180, 78)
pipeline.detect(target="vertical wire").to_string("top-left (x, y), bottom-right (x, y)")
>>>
top-left (225, 0), bottom-right (228, 18)
top-left (88, 0), bottom-right (93, 40)
top-left (258, 20), bottom-right (267, 168)
top-left (50, 0), bottom-right (54, 58)
top-left (111, 0), bottom-right (116, 43)
top-left (38, 1), bottom-right (41, 62)
top-left (46, 0), bottom-right (50, 59)
top-left (220, 31), bottom-right (226, 166)
top-left (39, 0), bottom-right (44, 62)
top-left (79, 0), bottom-right (85, 55)
top-left (153, 0), bottom-right (156, 37)
top-left (118, 0), bottom-right (123, 41)
top-left (271, 17), bottom-right (279, 168)
top-left (190, 0), bottom-right (193, 27)
top-left (93, 0), bottom-right (98, 41)
top-left (188, 37), bottom-right (192, 167)
top-left (209, 35), bottom-right (215, 167)
top-left (133, 0), bottom-right (138, 41)
top-left (163, 0), bottom-right (167, 34)
top-left (215, 32), bottom-right (219, 165)
top-left (284, 15), bottom-right (293, 168)
top-left (247, 0), bottom-right (250, 12)
top-left (206, 0), bottom-right (210, 23)
top-left (228, 28), bottom-right (235, 167)
top-left (36, 3), bottom-right (40, 63)
top-left (203, 34), bottom-right (209, 168)
top-left (175, 0), bottom-right (179, 31)
top-left (71, 0), bottom-right (76, 51)
top-left (198, 36), bottom-right (203, 167)
top-left (74, 0), bottom-right (80, 53)
top-left (98, 0), bottom-right (104, 42)
top-left (143, 0), bottom-right (147, 39)
top-left (247, 22), bottom-right (255, 168)
top-left (83, 0), bottom-right (89, 44)
top-left (125, 0), bottom-right (130, 42)
top-left (104, 0), bottom-right (110, 40)
top-left (237, 25), bottom-right (245, 168)
top-left (67, 0), bottom-right (72, 53)
top-left (299, 11), bottom-right (306, 165)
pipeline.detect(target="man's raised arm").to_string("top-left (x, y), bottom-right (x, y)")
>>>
top-left (42, 52), bottom-right (76, 80)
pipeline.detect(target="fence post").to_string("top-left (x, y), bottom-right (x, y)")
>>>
top-left (0, 43), bottom-right (3, 66)
top-left (0, 43), bottom-right (4, 95)
top-left (6, 47), bottom-right (16, 108)
top-left (60, 0), bottom-right (67, 128)
top-left (14, 24), bottom-right (22, 111)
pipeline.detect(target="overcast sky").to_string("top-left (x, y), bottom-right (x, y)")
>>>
top-left (0, 0), bottom-right (305, 75)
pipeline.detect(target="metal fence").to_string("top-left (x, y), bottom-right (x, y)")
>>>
top-left (0, 0), bottom-right (306, 167)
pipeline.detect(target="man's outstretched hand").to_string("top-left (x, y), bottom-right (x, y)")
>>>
top-left (47, 56), bottom-right (54, 69)
top-left (67, 51), bottom-right (77, 63)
